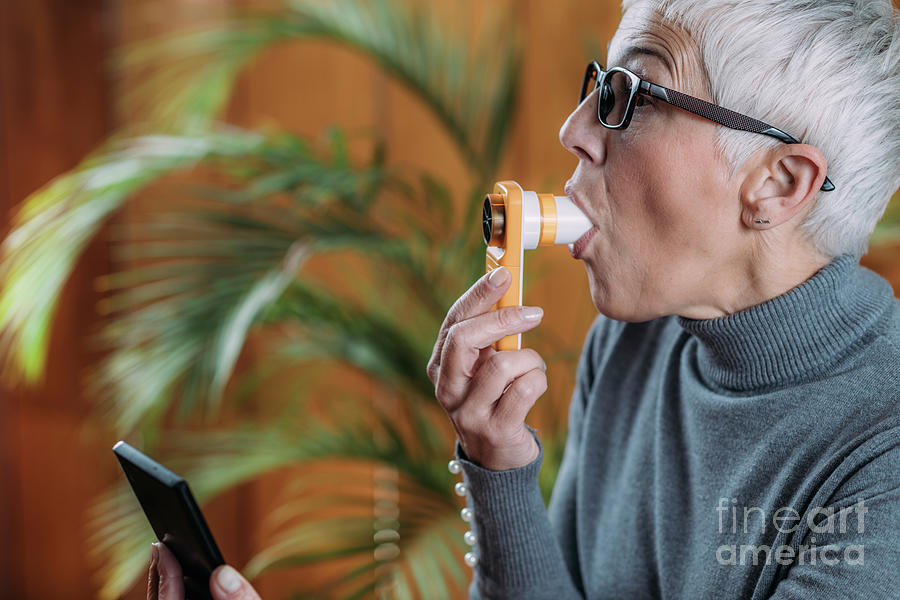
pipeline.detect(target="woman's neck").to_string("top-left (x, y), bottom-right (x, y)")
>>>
top-left (679, 243), bottom-right (832, 320)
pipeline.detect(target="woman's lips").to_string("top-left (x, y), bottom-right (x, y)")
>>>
top-left (569, 226), bottom-right (598, 259)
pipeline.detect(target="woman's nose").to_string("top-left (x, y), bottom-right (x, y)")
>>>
top-left (559, 90), bottom-right (607, 164)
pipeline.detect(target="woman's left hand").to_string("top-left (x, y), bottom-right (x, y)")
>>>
top-left (147, 542), bottom-right (262, 600)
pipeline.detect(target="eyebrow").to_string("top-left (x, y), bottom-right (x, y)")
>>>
top-left (615, 45), bottom-right (673, 76)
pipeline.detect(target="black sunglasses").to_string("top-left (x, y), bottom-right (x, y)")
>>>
top-left (580, 61), bottom-right (835, 192)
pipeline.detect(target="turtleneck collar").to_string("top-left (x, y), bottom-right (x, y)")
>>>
top-left (677, 254), bottom-right (896, 392)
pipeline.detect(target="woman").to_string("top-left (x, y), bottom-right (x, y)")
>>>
top-left (149, 0), bottom-right (900, 597)
top-left (428, 0), bottom-right (900, 598)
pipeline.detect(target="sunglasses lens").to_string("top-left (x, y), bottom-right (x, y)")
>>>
top-left (600, 70), bottom-right (633, 127)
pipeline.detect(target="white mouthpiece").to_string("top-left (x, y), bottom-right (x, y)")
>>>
top-left (521, 191), bottom-right (594, 249)
top-left (552, 195), bottom-right (593, 244)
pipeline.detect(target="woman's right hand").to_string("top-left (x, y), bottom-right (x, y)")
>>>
top-left (426, 267), bottom-right (547, 471)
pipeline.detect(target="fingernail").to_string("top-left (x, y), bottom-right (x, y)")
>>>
top-left (150, 542), bottom-right (159, 564)
top-left (216, 565), bottom-right (242, 593)
top-left (519, 306), bottom-right (543, 321)
top-left (541, 359), bottom-right (547, 371)
top-left (488, 267), bottom-right (510, 287)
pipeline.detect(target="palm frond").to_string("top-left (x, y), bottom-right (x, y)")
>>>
top-left (117, 21), bottom-right (283, 134)
top-left (121, 0), bottom-right (521, 180)
top-left (84, 126), bottom-right (482, 433)
top-left (93, 207), bottom-right (310, 423)
top-left (267, 280), bottom-right (436, 401)
top-left (244, 486), bottom-right (467, 600)
top-left (0, 129), bottom-right (265, 383)
top-left (89, 131), bottom-right (399, 429)
top-left (282, 0), bottom-right (521, 180)
top-left (238, 417), bottom-right (466, 598)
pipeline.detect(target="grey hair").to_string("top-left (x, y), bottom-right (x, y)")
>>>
top-left (623, 0), bottom-right (900, 257)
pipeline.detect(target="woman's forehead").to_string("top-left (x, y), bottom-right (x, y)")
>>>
top-left (609, 2), bottom-right (707, 94)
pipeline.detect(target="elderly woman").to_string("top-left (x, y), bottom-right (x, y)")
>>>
top-left (147, 1), bottom-right (899, 598)
top-left (427, 0), bottom-right (900, 598)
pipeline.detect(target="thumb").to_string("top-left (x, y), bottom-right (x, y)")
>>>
top-left (210, 565), bottom-right (261, 600)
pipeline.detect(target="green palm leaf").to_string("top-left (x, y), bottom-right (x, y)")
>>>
top-left (282, 0), bottom-right (520, 180)
top-left (268, 280), bottom-right (437, 401)
top-left (0, 129), bottom-right (265, 383)
top-left (243, 480), bottom-right (468, 599)
top-left (117, 25), bottom-right (281, 134)
top-left (90, 130), bottom-right (396, 430)
top-left (120, 0), bottom-right (520, 180)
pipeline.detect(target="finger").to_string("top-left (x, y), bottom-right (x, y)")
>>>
top-left (427, 267), bottom-right (512, 384)
top-left (435, 305), bottom-right (543, 406)
top-left (454, 348), bottom-right (546, 415)
top-left (211, 565), bottom-right (262, 600)
top-left (441, 345), bottom-right (496, 444)
top-left (472, 345), bottom-right (496, 379)
top-left (155, 543), bottom-right (185, 600)
top-left (491, 367), bottom-right (548, 428)
top-left (147, 543), bottom-right (160, 600)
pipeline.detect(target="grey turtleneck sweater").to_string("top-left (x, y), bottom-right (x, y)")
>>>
top-left (456, 254), bottom-right (900, 599)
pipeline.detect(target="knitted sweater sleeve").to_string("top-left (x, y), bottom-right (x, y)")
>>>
top-left (454, 316), bottom-right (609, 599)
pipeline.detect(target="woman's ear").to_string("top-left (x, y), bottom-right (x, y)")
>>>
top-left (738, 144), bottom-right (829, 230)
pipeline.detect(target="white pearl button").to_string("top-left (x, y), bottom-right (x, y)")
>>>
top-left (464, 530), bottom-right (477, 546)
top-left (447, 459), bottom-right (462, 474)
top-left (454, 482), bottom-right (467, 496)
top-left (460, 507), bottom-right (473, 522)
top-left (464, 551), bottom-right (478, 567)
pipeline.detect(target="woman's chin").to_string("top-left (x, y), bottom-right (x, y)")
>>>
top-left (585, 268), bottom-right (613, 314)
top-left (584, 267), bottom-right (656, 323)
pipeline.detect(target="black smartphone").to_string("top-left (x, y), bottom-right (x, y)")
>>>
top-left (112, 440), bottom-right (225, 600)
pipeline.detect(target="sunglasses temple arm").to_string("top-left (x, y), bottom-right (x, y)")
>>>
top-left (750, 127), bottom-right (835, 191)
top-left (639, 81), bottom-right (671, 102)
top-left (638, 81), bottom-right (835, 192)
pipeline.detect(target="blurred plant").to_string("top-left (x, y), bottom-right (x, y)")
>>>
top-left (0, 1), bottom-right (579, 598)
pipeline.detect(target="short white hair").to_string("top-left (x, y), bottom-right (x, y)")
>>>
top-left (623, 0), bottom-right (900, 257)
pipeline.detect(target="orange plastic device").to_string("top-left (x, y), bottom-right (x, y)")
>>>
top-left (482, 181), bottom-right (592, 351)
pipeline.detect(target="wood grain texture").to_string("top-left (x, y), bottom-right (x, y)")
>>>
top-left (0, 0), bottom-right (113, 598)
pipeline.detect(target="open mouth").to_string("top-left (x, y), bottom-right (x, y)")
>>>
top-left (569, 226), bottom-right (598, 259)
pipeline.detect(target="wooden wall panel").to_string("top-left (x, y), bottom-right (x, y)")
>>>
top-left (0, 0), bottom-right (114, 598)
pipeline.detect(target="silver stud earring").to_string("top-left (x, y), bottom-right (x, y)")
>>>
top-left (754, 217), bottom-right (771, 225)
